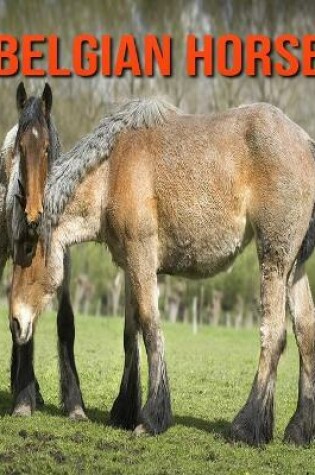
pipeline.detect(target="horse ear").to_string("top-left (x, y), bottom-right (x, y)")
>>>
top-left (42, 83), bottom-right (52, 117)
top-left (16, 82), bottom-right (27, 113)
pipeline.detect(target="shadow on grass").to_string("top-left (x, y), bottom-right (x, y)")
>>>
top-left (38, 402), bottom-right (63, 417)
top-left (86, 407), bottom-right (110, 425)
top-left (85, 409), bottom-right (232, 437)
top-left (39, 403), bottom-right (110, 424)
top-left (175, 415), bottom-right (231, 440)
top-left (85, 410), bottom-right (231, 439)
top-left (84, 409), bottom-right (231, 439)
top-left (0, 388), bottom-right (110, 422)
top-left (0, 388), bottom-right (231, 441)
top-left (0, 389), bottom-right (12, 416)
top-left (0, 389), bottom-right (63, 418)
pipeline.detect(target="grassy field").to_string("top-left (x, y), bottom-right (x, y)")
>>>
top-left (0, 310), bottom-right (313, 474)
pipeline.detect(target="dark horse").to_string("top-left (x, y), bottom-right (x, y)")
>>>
top-left (9, 97), bottom-right (315, 446)
top-left (1, 83), bottom-right (86, 419)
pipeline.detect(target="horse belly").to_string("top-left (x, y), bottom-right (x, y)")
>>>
top-left (158, 212), bottom-right (252, 278)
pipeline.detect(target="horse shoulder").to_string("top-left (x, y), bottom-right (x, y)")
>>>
top-left (106, 131), bottom-right (157, 244)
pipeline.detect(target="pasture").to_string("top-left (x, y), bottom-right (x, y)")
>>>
top-left (0, 309), bottom-right (312, 474)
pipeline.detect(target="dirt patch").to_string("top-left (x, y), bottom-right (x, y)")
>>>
top-left (0, 452), bottom-right (15, 463)
top-left (95, 440), bottom-right (123, 451)
top-left (70, 431), bottom-right (86, 444)
top-left (18, 430), bottom-right (28, 439)
top-left (33, 430), bottom-right (56, 442)
top-left (49, 449), bottom-right (66, 464)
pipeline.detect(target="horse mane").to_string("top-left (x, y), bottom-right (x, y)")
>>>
top-left (1, 124), bottom-right (18, 163)
top-left (0, 126), bottom-right (11, 226)
top-left (2, 124), bottom-right (19, 218)
top-left (45, 98), bottom-right (181, 225)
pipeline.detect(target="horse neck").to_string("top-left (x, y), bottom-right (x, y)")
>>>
top-left (0, 148), bottom-right (8, 191)
top-left (0, 148), bottom-right (8, 239)
top-left (52, 159), bottom-right (109, 249)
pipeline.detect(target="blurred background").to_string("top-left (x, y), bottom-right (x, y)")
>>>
top-left (1, 0), bottom-right (315, 328)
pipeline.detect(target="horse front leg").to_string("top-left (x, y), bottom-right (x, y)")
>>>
top-left (2, 238), bottom-right (43, 412)
top-left (136, 313), bottom-right (172, 435)
top-left (11, 341), bottom-right (44, 410)
top-left (5, 246), bottom-right (43, 412)
top-left (57, 253), bottom-right (86, 420)
top-left (231, 264), bottom-right (287, 445)
top-left (1, 183), bottom-right (43, 412)
top-left (110, 273), bottom-right (141, 430)
top-left (11, 338), bottom-right (37, 416)
top-left (284, 265), bottom-right (315, 445)
top-left (125, 239), bottom-right (172, 436)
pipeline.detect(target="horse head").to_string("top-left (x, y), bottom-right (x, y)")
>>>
top-left (13, 82), bottom-right (53, 266)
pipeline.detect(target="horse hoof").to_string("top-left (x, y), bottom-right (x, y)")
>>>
top-left (133, 424), bottom-right (150, 437)
top-left (284, 421), bottom-right (312, 446)
top-left (69, 406), bottom-right (88, 421)
top-left (230, 421), bottom-right (257, 445)
top-left (12, 404), bottom-right (32, 417)
top-left (230, 415), bottom-right (272, 446)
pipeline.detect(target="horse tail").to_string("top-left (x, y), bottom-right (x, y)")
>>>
top-left (299, 141), bottom-right (315, 264)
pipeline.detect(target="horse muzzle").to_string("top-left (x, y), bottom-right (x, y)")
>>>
top-left (26, 211), bottom-right (43, 231)
top-left (10, 314), bottom-right (33, 346)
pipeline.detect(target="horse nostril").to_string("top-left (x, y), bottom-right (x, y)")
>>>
top-left (11, 318), bottom-right (21, 340)
top-left (24, 243), bottom-right (33, 256)
top-left (27, 217), bottom-right (40, 231)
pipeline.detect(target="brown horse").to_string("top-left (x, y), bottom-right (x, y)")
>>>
top-left (9, 98), bottom-right (315, 446)
top-left (1, 83), bottom-right (86, 419)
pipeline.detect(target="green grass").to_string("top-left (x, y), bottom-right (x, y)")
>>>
top-left (0, 310), bottom-right (312, 474)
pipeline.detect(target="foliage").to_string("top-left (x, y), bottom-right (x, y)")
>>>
top-left (70, 243), bottom-right (119, 302)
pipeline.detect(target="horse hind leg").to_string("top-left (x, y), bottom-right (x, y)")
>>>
top-left (284, 265), bottom-right (315, 445)
top-left (110, 273), bottom-right (142, 430)
top-left (57, 253), bottom-right (87, 420)
top-left (231, 262), bottom-right (287, 445)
